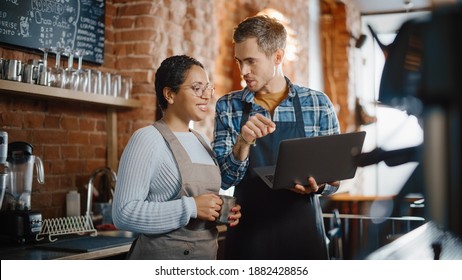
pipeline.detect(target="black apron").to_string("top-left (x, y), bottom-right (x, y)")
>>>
top-left (224, 94), bottom-right (329, 260)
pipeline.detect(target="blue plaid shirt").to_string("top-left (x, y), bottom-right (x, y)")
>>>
top-left (212, 78), bottom-right (340, 193)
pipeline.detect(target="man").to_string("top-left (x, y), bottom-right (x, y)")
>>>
top-left (212, 15), bottom-right (341, 260)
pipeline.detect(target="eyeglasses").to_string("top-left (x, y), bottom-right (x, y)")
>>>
top-left (180, 83), bottom-right (215, 97)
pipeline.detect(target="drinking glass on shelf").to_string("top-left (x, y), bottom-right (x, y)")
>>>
top-left (62, 48), bottom-right (75, 90)
top-left (101, 72), bottom-right (111, 96)
top-left (49, 47), bottom-right (66, 88)
top-left (121, 76), bottom-right (132, 99)
top-left (73, 49), bottom-right (89, 92)
top-left (87, 69), bottom-right (101, 94)
top-left (111, 74), bottom-right (121, 98)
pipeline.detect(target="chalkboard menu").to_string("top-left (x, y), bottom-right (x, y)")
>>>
top-left (0, 0), bottom-right (105, 64)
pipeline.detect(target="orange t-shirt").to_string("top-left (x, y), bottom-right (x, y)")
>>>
top-left (254, 87), bottom-right (289, 117)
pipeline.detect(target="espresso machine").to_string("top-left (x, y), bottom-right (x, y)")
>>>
top-left (361, 3), bottom-right (462, 259)
top-left (0, 140), bottom-right (44, 243)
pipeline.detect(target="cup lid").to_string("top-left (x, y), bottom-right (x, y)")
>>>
top-left (7, 141), bottom-right (34, 158)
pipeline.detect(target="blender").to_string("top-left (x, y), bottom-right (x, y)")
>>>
top-left (0, 141), bottom-right (44, 243)
top-left (0, 131), bottom-right (7, 211)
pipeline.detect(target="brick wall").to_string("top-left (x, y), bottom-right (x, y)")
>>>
top-left (321, 0), bottom-right (361, 133)
top-left (0, 0), bottom-right (359, 218)
top-left (0, 0), bottom-right (219, 218)
top-left (214, 0), bottom-right (311, 91)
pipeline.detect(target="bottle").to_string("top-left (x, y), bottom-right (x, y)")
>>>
top-left (66, 190), bottom-right (81, 217)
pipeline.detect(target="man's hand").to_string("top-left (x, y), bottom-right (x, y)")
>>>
top-left (240, 113), bottom-right (276, 144)
top-left (234, 113), bottom-right (276, 161)
top-left (290, 177), bottom-right (340, 195)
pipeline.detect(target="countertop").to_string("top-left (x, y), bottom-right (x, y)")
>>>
top-left (0, 231), bottom-right (136, 260)
top-left (0, 225), bottom-right (228, 260)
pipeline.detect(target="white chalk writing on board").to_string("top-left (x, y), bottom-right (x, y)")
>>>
top-left (0, 0), bottom-right (105, 64)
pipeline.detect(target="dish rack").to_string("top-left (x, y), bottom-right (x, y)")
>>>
top-left (36, 214), bottom-right (97, 242)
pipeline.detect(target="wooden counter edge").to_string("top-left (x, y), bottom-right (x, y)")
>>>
top-left (325, 193), bottom-right (396, 201)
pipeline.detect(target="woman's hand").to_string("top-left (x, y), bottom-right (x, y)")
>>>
top-left (228, 203), bottom-right (242, 227)
top-left (194, 193), bottom-right (222, 221)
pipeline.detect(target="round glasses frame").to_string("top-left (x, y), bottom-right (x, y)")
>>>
top-left (178, 83), bottom-right (215, 97)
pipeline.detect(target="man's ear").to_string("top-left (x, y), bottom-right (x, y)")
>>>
top-left (274, 49), bottom-right (285, 65)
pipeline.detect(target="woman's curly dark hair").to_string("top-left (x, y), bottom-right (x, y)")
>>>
top-left (155, 55), bottom-right (204, 110)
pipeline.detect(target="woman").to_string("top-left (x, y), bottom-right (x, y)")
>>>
top-left (112, 55), bottom-right (241, 259)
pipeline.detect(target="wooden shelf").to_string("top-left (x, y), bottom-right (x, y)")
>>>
top-left (0, 79), bottom-right (141, 108)
top-left (0, 78), bottom-right (141, 169)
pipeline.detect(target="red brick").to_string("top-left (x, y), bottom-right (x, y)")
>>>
top-left (95, 120), bottom-right (106, 132)
top-left (133, 42), bottom-right (157, 55)
top-left (65, 160), bottom-right (84, 173)
top-left (134, 15), bottom-right (161, 28)
top-left (61, 116), bottom-right (79, 130)
top-left (113, 17), bottom-right (134, 29)
top-left (34, 130), bottom-right (68, 144)
top-left (49, 159), bottom-right (66, 174)
top-left (119, 3), bottom-right (158, 16)
top-left (68, 131), bottom-right (90, 145)
top-left (86, 160), bottom-right (107, 172)
top-left (62, 146), bottom-right (79, 159)
top-left (79, 145), bottom-right (96, 159)
top-left (43, 145), bottom-right (61, 160)
top-left (94, 147), bottom-right (107, 158)
top-left (79, 118), bottom-right (96, 132)
top-left (116, 56), bottom-right (155, 70)
top-left (89, 133), bottom-right (106, 145)
top-left (43, 115), bottom-right (60, 129)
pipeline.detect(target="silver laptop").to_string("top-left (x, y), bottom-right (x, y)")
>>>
top-left (253, 131), bottom-right (366, 190)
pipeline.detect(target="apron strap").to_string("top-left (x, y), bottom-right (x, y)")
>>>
top-left (240, 101), bottom-right (253, 129)
top-left (190, 130), bottom-right (218, 166)
top-left (292, 92), bottom-right (304, 127)
top-left (153, 120), bottom-right (192, 178)
top-left (240, 92), bottom-right (304, 131)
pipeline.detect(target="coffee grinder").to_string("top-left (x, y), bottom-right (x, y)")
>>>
top-left (0, 140), bottom-right (44, 243)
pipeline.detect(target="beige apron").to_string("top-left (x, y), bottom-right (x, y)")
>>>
top-left (126, 120), bottom-right (221, 259)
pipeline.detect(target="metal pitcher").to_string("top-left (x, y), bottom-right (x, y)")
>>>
top-left (3, 59), bottom-right (23, 82)
top-left (22, 59), bottom-right (44, 84)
